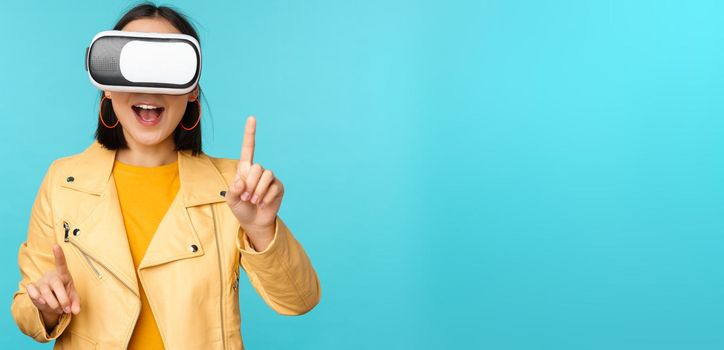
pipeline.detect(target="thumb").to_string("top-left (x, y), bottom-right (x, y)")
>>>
top-left (226, 176), bottom-right (247, 208)
top-left (68, 285), bottom-right (81, 315)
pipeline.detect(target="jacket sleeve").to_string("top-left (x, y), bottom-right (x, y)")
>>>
top-left (11, 161), bottom-right (72, 342)
top-left (237, 215), bottom-right (321, 315)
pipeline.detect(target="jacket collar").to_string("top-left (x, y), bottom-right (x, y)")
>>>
top-left (61, 140), bottom-right (228, 207)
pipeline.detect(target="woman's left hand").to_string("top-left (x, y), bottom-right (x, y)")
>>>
top-left (225, 116), bottom-right (284, 250)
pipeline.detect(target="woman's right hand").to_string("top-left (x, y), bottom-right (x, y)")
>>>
top-left (25, 244), bottom-right (81, 329)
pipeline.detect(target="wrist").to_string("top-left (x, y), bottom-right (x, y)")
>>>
top-left (41, 310), bottom-right (60, 331)
top-left (243, 223), bottom-right (275, 251)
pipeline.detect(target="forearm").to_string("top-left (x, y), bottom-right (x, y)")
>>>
top-left (239, 217), bottom-right (321, 315)
top-left (244, 224), bottom-right (275, 252)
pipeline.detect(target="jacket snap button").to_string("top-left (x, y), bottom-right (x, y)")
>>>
top-left (66, 176), bottom-right (75, 183)
top-left (190, 244), bottom-right (198, 252)
top-left (72, 228), bottom-right (80, 236)
top-left (220, 191), bottom-right (226, 197)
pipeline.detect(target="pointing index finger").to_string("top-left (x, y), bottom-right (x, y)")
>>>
top-left (240, 116), bottom-right (256, 167)
top-left (52, 244), bottom-right (71, 282)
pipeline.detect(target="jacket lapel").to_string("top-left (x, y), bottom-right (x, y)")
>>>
top-left (59, 141), bottom-right (231, 291)
top-left (138, 150), bottom-right (229, 270)
top-left (59, 142), bottom-right (139, 295)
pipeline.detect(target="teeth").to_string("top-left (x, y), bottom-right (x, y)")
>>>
top-left (134, 104), bottom-right (161, 110)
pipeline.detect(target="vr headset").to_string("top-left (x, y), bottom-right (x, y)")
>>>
top-left (85, 30), bottom-right (202, 95)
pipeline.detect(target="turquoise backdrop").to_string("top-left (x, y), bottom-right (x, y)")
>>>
top-left (1, 1), bottom-right (723, 349)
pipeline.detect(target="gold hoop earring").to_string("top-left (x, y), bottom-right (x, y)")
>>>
top-left (99, 96), bottom-right (119, 128)
top-left (180, 100), bottom-right (201, 131)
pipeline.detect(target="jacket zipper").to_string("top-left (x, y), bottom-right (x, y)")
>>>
top-left (63, 222), bottom-right (102, 278)
top-left (62, 222), bottom-right (137, 293)
top-left (63, 221), bottom-right (141, 349)
top-left (81, 251), bottom-right (102, 278)
top-left (211, 205), bottom-right (227, 350)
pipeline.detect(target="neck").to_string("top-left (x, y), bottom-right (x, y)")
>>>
top-left (116, 136), bottom-right (178, 167)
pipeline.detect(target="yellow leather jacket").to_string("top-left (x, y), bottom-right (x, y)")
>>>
top-left (11, 141), bottom-right (321, 349)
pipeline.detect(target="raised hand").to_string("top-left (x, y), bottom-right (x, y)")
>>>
top-left (26, 244), bottom-right (81, 328)
top-left (225, 116), bottom-right (285, 250)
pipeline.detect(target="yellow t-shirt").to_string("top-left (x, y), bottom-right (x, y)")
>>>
top-left (112, 159), bottom-right (180, 350)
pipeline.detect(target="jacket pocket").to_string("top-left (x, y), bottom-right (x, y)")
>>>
top-left (58, 330), bottom-right (98, 350)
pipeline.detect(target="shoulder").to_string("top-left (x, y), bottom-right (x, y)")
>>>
top-left (49, 153), bottom-right (81, 173)
top-left (204, 154), bottom-right (239, 184)
top-left (39, 141), bottom-right (112, 191)
top-left (206, 155), bottom-right (237, 173)
top-left (43, 148), bottom-right (89, 184)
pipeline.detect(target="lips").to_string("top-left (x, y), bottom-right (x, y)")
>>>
top-left (132, 104), bottom-right (165, 126)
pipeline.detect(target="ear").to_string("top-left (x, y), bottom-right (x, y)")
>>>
top-left (104, 91), bottom-right (112, 99)
top-left (188, 86), bottom-right (200, 102)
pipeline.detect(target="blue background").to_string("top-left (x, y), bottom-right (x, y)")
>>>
top-left (2, 0), bottom-right (723, 349)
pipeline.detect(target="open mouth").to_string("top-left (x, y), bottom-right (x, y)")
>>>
top-left (132, 104), bottom-right (165, 125)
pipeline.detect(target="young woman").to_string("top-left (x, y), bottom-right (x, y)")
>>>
top-left (10, 4), bottom-right (321, 349)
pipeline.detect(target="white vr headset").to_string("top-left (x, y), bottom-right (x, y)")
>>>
top-left (85, 30), bottom-right (202, 95)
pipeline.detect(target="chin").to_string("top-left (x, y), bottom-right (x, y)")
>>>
top-left (125, 128), bottom-right (174, 147)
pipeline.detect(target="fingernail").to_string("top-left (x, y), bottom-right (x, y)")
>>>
top-left (64, 307), bottom-right (71, 313)
top-left (241, 192), bottom-right (250, 201)
top-left (259, 202), bottom-right (265, 209)
top-left (251, 194), bottom-right (259, 204)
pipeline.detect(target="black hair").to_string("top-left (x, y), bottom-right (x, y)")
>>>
top-left (95, 2), bottom-right (204, 156)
